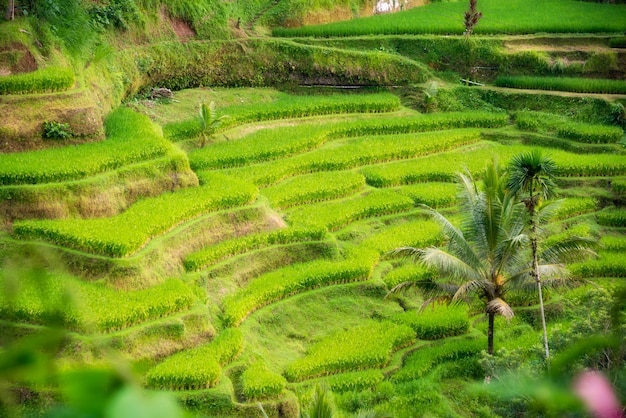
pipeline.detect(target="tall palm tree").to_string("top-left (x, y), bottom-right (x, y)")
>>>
top-left (507, 150), bottom-right (557, 362)
top-left (393, 160), bottom-right (528, 354)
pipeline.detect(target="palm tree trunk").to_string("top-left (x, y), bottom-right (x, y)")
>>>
top-left (532, 221), bottom-right (550, 362)
top-left (487, 311), bottom-right (495, 355)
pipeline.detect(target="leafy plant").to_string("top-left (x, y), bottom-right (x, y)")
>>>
top-left (42, 120), bottom-right (73, 140)
top-left (198, 101), bottom-right (228, 148)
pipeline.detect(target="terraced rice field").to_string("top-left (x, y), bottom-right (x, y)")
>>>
top-left (1, 88), bottom-right (624, 417)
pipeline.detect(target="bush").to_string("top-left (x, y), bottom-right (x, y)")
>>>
top-left (391, 305), bottom-right (470, 340)
top-left (583, 52), bottom-right (618, 74)
top-left (42, 121), bottom-right (73, 140)
top-left (241, 361), bottom-right (287, 400)
top-left (0, 67), bottom-right (74, 95)
top-left (146, 328), bottom-right (243, 390)
top-left (284, 321), bottom-right (414, 381)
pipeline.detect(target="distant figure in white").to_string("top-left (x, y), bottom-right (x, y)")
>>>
top-left (374, 0), bottom-right (407, 14)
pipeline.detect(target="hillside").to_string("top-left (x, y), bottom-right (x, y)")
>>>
top-left (1, 1), bottom-right (626, 417)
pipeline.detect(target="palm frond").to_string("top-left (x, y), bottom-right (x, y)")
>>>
top-left (540, 236), bottom-right (597, 264)
top-left (421, 205), bottom-right (482, 269)
top-left (486, 298), bottom-right (515, 320)
top-left (420, 247), bottom-right (483, 282)
top-left (453, 279), bottom-right (491, 302)
top-left (536, 200), bottom-right (563, 225)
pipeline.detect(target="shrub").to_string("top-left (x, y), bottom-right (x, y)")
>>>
top-left (14, 173), bottom-right (258, 257)
top-left (284, 321), bottom-right (414, 381)
top-left (583, 52), bottom-right (618, 74)
top-left (0, 67), bottom-right (74, 95)
top-left (391, 305), bottom-right (470, 340)
top-left (241, 361), bottom-right (287, 400)
top-left (146, 328), bottom-right (243, 390)
top-left (42, 121), bottom-right (73, 140)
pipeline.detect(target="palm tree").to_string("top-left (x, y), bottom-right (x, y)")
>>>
top-left (507, 150), bottom-right (557, 362)
top-left (393, 160), bottom-right (528, 354)
top-left (198, 101), bottom-right (228, 148)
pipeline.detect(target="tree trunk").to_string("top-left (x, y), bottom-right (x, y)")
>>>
top-left (487, 311), bottom-right (495, 355)
top-left (529, 185), bottom-right (550, 363)
top-left (532, 220), bottom-right (550, 362)
top-left (5, 0), bottom-right (15, 21)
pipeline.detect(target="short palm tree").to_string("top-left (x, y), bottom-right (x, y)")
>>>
top-left (393, 160), bottom-right (528, 354)
top-left (198, 101), bottom-right (228, 148)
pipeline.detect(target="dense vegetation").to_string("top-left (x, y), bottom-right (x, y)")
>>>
top-left (1, 0), bottom-right (625, 417)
